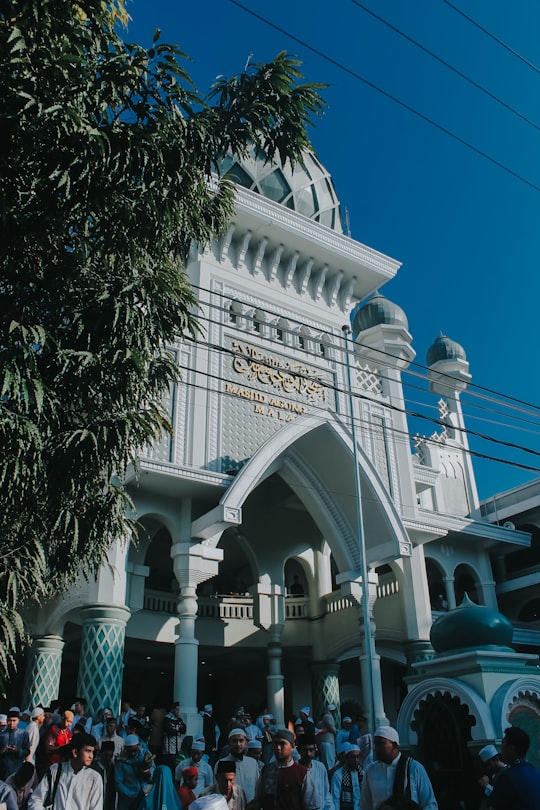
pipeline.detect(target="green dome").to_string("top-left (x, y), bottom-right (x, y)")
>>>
top-left (352, 292), bottom-right (408, 335)
top-left (430, 594), bottom-right (514, 655)
top-left (426, 333), bottom-right (466, 366)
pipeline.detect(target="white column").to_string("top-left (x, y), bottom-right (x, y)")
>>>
top-left (339, 573), bottom-right (388, 730)
top-left (174, 585), bottom-right (200, 732)
top-left (267, 626), bottom-right (285, 725)
top-left (171, 541), bottom-right (223, 735)
top-left (252, 581), bottom-right (285, 726)
top-left (443, 575), bottom-right (457, 610)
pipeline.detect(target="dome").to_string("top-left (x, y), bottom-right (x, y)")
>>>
top-left (352, 292), bottom-right (408, 335)
top-left (426, 333), bottom-right (466, 366)
top-left (430, 594), bottom-right (514, 655)
top-left (219, 145), bottom-right (342, 232)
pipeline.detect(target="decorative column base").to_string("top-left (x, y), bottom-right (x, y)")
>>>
top-left (404, 640), bottom-right (435, 671)
top-left (77, 604), bottom-right (130, 718)
top-left (22, 635), bottom-right (64, 708)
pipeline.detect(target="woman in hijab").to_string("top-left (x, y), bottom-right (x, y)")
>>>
top-left (140, 765), bottom-right (182, 810)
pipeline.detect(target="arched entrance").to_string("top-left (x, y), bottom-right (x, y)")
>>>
top-left (412, 690), bottom-right (478, 810)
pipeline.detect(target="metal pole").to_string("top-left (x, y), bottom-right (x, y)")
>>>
top-left (342, 325), bottom-right (377, 734)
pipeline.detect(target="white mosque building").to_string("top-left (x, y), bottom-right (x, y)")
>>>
top-left (20, 147), bottom-right (540, 807)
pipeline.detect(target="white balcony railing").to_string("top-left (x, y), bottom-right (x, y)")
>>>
top-left (142, 583), bottom-right (397, 620)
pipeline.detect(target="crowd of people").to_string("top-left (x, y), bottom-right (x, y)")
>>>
top-left (0, 698), bottom-right (539, 810)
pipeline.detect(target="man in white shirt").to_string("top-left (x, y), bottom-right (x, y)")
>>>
top-left (28, 733), bottom-right (103, 810)
top-left (26, 708), bottom-right (45, 764)
top-left (360, 726), bottom-right (437, 810)
top-left (215, 729), bottom-right (259, 803)
top-left (98, 717), bottom-right (125, 761)
top-left (176, 740), bottom-right (214, 795)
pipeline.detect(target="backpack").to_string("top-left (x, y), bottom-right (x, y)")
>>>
top-left (379, 755), bottom-right (421, 810)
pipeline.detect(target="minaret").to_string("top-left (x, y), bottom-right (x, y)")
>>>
top-left (426, 333), bottom-right (479, 514)
top-left (352, 291), bottom-right (417, 518)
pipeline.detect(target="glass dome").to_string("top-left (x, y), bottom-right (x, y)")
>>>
top-left (219, 145), bottom-right (342, 233)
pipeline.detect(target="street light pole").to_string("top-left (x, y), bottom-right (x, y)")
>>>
top-left (342, 325), bottom-right (377, 734)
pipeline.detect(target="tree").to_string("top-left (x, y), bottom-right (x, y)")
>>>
top-left (0, 0), bottom-right (325, 687)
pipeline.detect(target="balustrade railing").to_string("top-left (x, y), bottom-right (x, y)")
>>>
top-left (142, 581), bottom-right (397, 619)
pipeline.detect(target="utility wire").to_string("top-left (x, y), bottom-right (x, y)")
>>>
top-left (184, 332), bottom-right (540, 463)
top-left (351, 0), bottom-right (540, 131)
top-left (192, 280), bottom-right (540, 419)
top-left (194, 298), bottom-right (540, 437)
top-left (229, 0), bottom-right (540, 193)
top-left (441, 0), bottom-right (540, 76)
top-left (174, 352), bottom-right (540, 478)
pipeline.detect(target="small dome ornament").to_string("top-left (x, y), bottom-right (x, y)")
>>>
top-left (352, 291), bottom-right (409, 335)
top-left (430, 593), bottom-right (514, 655)
top-left (426, 332), bottom-right (466, 367)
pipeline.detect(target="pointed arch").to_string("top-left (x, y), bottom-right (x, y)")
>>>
top-left (197, 413), bottom-right (411, 572)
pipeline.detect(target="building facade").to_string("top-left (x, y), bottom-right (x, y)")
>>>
top-left (20, 150), bottom-right (540, 803)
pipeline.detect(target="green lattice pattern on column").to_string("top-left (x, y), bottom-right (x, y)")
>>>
top-left (78, 622), bottom-right (125, 717)
top-left (312, 665), bottom-right (341, 726)
top-left (22, 644), bottom-right (62, 708)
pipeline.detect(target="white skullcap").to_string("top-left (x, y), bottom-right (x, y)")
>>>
top-left (9, 707), bottom-right (20, 713)
top-left (374, 726), bottom-right (399, 745)
top-left (31, 707), bottom-right (44, 719)
top-left (204, 704), bottom-right (213, 712)
top-left (124, 734), bottom-right (139, 746)
top-left (479, 744), bottom-right (499, 763)
top-left (327, 703), bottom-right (336, 711)
top-left (228, 728), bottom-right (247, 739)
top-left (192, 741), bottom-right (206, 751)
top-left (337, 742), bottom-right (354, 754)
top-left (191, 796), bottom-right (228, 810)
top-left (343, 716), bottom-right (352, 723)
top-left (247, 740), bottom-right (262, 749)
top-left (300, 706), bottom-right (310, 715)
top-left (0, 715), bottom-right (7, 723)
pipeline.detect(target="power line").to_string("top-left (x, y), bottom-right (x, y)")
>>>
top-left (441, 0), bottom-right (540, 76)
top-left (172, 348), bottom-right (540, 478)
top-left (351, 0), bottom-right (540, 131)
top-left (183, 331), bottom-right (540, 465)
top-left (191, 280), bottom-right (540, 421)
top-left (229, 0), bottom-right (540, 193)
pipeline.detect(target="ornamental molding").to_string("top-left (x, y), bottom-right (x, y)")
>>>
top-left (233, 186), bottom-right (401, 279)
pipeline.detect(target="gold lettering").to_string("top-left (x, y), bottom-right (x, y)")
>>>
top-left (231, 340), bottom-right (326, 404)
top-left (254, 404), bottom-right (265, 415)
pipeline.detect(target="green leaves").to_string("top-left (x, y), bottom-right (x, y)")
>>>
top-left (0, 0), bottom-right (324, 692)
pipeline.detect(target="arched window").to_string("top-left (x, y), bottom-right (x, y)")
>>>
top-left (425, 558), bottom-right (448, 610)
top-left (454, 563), bottom-right (480, 605)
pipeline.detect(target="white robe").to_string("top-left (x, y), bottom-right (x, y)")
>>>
top-left (359, 754), bottom-right (438, 810)
top-left (28, 762), bottom-right (103, 810)
top-left (330, 767), bottom-right (361, 810)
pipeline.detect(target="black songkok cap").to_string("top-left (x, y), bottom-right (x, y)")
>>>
top-left (217, 760), bottom-right (236, 773)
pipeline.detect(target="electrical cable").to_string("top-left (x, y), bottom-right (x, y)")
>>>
top-left (191, 280), bottom-right (540, 420)
top-left (229, 0), bottom-right (540, 194)
top-left (170, 355), bottom-right (540, 479)
top-left (181, 331), bottom-right (540, 465)
top-left (441, 0), bottom-right (540, 76)
top-left (351, 0), bottom-right (540, 131)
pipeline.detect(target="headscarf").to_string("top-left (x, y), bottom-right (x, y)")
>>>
top-left (141, 765), bottom-right (182, 810)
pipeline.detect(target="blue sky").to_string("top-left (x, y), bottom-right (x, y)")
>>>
top-left (125, 0), bottom-right (540, 501)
